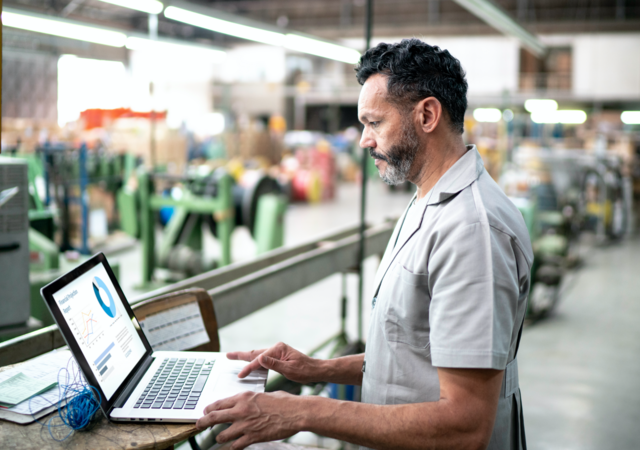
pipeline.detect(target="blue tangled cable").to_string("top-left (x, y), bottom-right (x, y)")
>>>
top-left (29, 357), bottom-right (102, 441)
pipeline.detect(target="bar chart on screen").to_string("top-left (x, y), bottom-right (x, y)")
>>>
top-left (94, 341), bottom-right (116, 382)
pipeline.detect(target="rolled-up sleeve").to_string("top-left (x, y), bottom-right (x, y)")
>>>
top-left (428, 221), bottom-right (520, 370)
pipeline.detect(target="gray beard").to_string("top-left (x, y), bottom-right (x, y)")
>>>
top-left (372, 120), bottom-right (420, 186)
top-left (380, 154), bottom-right (413, 185)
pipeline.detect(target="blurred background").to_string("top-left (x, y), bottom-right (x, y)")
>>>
top-left (0, 1), bottom-right (639, 449)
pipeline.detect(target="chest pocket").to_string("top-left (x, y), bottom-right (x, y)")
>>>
top-left (384, 263), bottom-right (431, 349)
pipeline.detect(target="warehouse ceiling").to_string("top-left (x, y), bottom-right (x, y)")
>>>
top-left (3, 0), bottom-right (640, 49)
top-left (200, 0), bottom-right (640, 38)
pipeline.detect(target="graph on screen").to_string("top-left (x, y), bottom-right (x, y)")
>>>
top-left (72, 307), bottom-right (105, 347)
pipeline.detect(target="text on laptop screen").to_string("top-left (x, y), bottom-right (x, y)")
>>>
top-left (52, 263), bottom-right (147, 400)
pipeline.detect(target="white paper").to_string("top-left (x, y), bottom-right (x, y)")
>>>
top-left (206, 359), bottom-right (268, 405)
top-left (139, 302), bottom-right (210, 351)
top-left (0, 349), bottom-right (75, 415)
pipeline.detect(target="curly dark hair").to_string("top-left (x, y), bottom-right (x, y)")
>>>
top-left (355, 39), bottom-right (468, 134)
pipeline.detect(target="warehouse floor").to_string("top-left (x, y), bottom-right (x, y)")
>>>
top-left (111, 181), bottom-right (640, 449)
top-left (519, 236), bottom-right (640, 450)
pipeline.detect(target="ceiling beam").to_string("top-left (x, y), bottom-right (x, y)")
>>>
top-left (452, 0), bottom-right (546, 57)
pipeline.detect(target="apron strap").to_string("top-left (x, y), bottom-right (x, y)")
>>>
top-left (501, 358), bottom-right (520, 398)
top-left (501, 311), bottom-right (526, 397)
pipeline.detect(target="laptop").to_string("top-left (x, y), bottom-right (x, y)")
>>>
top-left (40, 252), bottom-right (267, 422)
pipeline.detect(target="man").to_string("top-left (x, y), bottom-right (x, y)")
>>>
top-left (196, 39), bottom-right (533, 450)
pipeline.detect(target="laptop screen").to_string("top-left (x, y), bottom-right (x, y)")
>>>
top-left (51, 261), bottom-right (147, 400)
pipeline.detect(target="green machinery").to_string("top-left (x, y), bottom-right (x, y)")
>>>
top-left (3, 148), bottom-right (131, 331)
top-left (514, 188), bottom-right (571, 319)
top-left (118, 168), bottom-right (287, 287)
top-left (13, 152), bottom-right (59, 271)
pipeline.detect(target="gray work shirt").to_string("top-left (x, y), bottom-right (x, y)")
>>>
top-left (362, 145), bottom-right (533, 450)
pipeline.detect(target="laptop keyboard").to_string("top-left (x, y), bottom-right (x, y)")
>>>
top-left (134, 357), bottom-right (215, 410)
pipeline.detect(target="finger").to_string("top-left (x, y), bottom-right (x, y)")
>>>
top-left (203, 395), bottom-right (240, 415)
top-left (196, 410), bottom-right (235, 430)
top-left (216, 422), bottom-right (246, 444)
top-left (258, 354), bottom-right (286, 373)
top-left (237, 358), bottom-right (268, 378)
top-left (227, 349), bottom-right (266, 362)
top-left (230, 434), bottom-right (257, 450)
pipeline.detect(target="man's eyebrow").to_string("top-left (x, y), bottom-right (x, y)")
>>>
top-left (358, 114), bottom-right (369, 124)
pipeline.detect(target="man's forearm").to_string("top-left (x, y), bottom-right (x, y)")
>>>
top-left (294, 396), bottom-right (489, 450)
top-left (315, 354), bottom-right (364, 385)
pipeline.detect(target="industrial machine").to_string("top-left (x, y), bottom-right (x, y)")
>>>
top-left (3, 147), bottom-right (133, 331)
top-left (118, 168), bottom-right (287, 287)
top-left (0, 157), bottom-right (30, 327)
top-left (506, 148), bottom-right (578, 319)
top-left (37, 144), bottom-right (138, 254)
top-left (516, 192), bottom-right (571, 319)
top-left (579, 157), bottom-right (629, 242)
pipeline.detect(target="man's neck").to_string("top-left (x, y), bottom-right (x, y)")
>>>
top-left (411, 137), bottom-right (468, 200)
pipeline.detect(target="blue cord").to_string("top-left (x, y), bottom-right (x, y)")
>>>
top-left (29, 357), bottom-right (101, 441)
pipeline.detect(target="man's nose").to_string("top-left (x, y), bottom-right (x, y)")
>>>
top-left (360, 128), bottom-right (375, 149)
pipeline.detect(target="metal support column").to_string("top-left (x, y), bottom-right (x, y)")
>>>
top-left (357, 0), bottom-right (374, 344)
top-left (215, 173), bottom-right (233, 267)
top-left (139, 171), bottom-right (155, 285)
top-left (78, 143), bottom-right (90, 255)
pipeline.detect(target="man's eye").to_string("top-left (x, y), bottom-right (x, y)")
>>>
top-left (370, 121), bottom-right (379, 127)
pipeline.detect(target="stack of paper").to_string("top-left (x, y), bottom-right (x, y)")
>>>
top-left (0, 349), bottom-right (75, 424)
top-left (0, 373), bottom-right (58, 408)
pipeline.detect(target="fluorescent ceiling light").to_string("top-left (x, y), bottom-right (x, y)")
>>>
top-left (284, 34), bottom-right (360, 64)
top-left (473, 108), bottom-right (502, 123)
top-left (621, 111), bottom-right (640, 125)
top-left (531, 110), bottom-right (587, 124)
top-left (126, 36), bottom-right (226, 61)
top-left (97, 0), bottom-right (163, 15)
top-left (2, 10), bottom-right (127, 47)
top-left (164, 5), bottom-right (361, 64)
top-left (164, 6), bottom-right (285, 46)
top-left (524, 99), bottom-right (558, 113)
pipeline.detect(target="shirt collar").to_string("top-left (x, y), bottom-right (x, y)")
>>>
top-left (425, 144), bottom-right (485, 206)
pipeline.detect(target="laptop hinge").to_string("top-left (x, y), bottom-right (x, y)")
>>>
top-left (110, 355), bottom-right (155, 412)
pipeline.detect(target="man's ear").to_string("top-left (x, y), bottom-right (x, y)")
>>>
top-left (416, 97), bottom-right (443, 134)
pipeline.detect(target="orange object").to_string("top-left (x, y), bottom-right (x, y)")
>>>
top-left (80, 108), bottom-right (167, 130)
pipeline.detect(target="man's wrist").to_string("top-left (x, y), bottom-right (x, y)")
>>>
top-left (313, 358), bottom-right (333, 383)
top-left (293, 395), bottom-right (321, 432)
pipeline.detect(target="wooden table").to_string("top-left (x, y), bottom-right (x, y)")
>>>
top-left (0, 362), bottom-right (199, 450)
top-left (1, 411), bottom-right (198, 450)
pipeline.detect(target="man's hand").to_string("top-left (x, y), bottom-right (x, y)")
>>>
top-left (227, 342), bottom-right (320, 384)
top-left (196, 391), bottom-right (302, 450)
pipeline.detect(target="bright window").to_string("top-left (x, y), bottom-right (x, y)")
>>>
top-left (57, 55), bottom-right (127, 127)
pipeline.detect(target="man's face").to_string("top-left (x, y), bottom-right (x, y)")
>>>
top-left (358, 74), bottom-right (420, 185)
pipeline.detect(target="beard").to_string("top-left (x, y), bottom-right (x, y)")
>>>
top-left (369, 119), bottom-right (420, 185)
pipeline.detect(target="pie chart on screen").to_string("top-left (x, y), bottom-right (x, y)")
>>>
top-left (92, 276), bottom-right (116, 318)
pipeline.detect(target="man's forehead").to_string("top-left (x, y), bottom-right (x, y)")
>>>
top-left (358, 74), bottom-right (390, 120)
top-left (359, 74), bottom-right (388, 104)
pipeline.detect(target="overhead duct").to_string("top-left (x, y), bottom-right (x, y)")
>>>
top-left (452, 0), bottom-right (547, 57)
